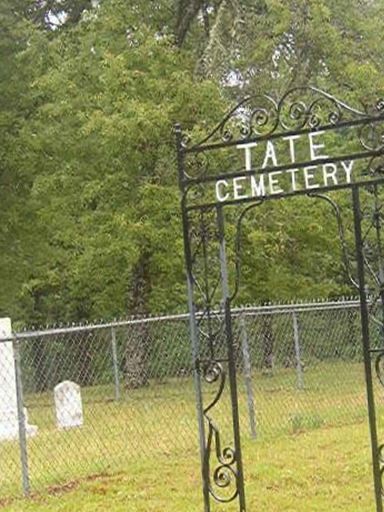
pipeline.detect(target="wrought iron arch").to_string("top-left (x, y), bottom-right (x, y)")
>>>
top-left (176, 87), bottom-right (384, 512)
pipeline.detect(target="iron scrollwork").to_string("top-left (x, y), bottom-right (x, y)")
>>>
top-left (177, 87), bottom-right (384, 512)
top-left (183, 87), bottom-right (384, 155)
top-left (185, 204), bottom-right (244, 508)
top-left (355, 181), bottom-right (384, 509)
top-left (202, 361), bottom-right (239, 503)
top-left (375, 354), bottom-right (384, 496)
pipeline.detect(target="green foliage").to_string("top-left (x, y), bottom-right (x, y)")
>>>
top-left (1, 0), bottom-right (225, 323)
top-left (1, 0), bottom-right (384, 325)
top-left (289, 412), bottom-right (324, 434)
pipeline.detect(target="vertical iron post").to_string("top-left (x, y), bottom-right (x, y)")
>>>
top-left (175, 124), bottom-right (210, 511)
top-left (13, 336), bottom-right (30, 496)
top-left (292, 311), bottom-right (304, 390)
top-left (111, 327), bottom-right (120, 402)
top-left (352, 185), bottom-right (383, 512)
top-left (217, 206), bottom-right (247, 511)
top-left (373, 184), bottom-right (384, 331)
top-left (240, 315), bottom-right (257, 439)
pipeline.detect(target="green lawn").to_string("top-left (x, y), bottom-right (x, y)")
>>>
top-left (1, 422), bottom-right (377, 511)
top-left (0, 360), bottom-right (382, 510)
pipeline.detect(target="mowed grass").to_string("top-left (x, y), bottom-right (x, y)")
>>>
top-left (2, 423), bottom-right (377, 512)
top-left (1, 360), bottom-right (383, 510)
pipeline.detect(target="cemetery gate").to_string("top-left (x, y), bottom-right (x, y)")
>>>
top-left (176, 87), bottom-right (384, 511)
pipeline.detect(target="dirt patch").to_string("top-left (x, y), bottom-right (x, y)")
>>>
top-left (0, 471), bottom-right (122, 509)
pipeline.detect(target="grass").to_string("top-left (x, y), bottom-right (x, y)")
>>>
top-left (1, 423), bottom-right (376, 511)
top-left (0, 360), bottom-right (382, 510)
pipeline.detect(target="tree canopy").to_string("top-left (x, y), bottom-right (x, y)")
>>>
top-left (1, 0), bottom-right (384, 326)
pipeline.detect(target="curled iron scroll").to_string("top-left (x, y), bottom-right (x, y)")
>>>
top-left (202, 361), bottom-right (239, 503)
top-left (184, 87), bottom-right (384, 150)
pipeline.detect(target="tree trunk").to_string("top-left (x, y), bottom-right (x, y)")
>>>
top-left (123, 251), bottom-right (152, 389)
top-left (175, 0), bottom-right (205, 47)
top-left (347, 308), bottom-right (358, 359)
top-left (261, 314), bottom-right (274, 375)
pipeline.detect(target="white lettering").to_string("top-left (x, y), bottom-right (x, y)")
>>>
top-left (216, 180), bottom-right (229, 202)
top-left (309, 131), bottom-right (328, 160)
top-left (262, 141), bottom-right (278, 169)
top-left (286, 168), bottom-right (300, 191)
top-left (237, 142), bottom-right (258, 171)
top-left (341, 160), bottom-right (354, 183)
top-left (233, 177), bottom-right (248, 200)
top-left (304, 166), bottom-right (320, 189)
top-left (250, 175), bottom-right (266, 197)
top-left (217, 151), bottom-right (355, 202)
top-left (283, 135), bottom-right (301, 163)
top-left (268, 171), bottom-right (283, 194)
top-left (322, 163), bottom-right (338, 186)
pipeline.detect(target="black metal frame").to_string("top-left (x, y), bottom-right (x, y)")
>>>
top-left (176, 87), bottom-right (384, 511)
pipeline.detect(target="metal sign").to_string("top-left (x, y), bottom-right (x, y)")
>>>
top-left (176, 87), bottom-right (384, 511)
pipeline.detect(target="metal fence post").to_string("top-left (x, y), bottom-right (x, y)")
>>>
top-left (12, 336), bottom-right (30, 496)
top-left (240, 315), bottom-right (257, 439)
top-left (292, 311), bottom-right (304, 390)
top-left (111, 327), bottom-right (120, 401)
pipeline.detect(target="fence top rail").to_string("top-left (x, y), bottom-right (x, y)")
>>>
top-left (237, 300), bottom-right (361, 315)
top-left (0, 298), bottom-right (363, 343)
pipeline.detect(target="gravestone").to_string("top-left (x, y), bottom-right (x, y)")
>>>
top-left (54, 381), bottom-right (83, 429)
top-left (0, 318), bottom-right (38, 441)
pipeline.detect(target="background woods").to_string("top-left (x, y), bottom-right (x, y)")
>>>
top-left (1, 0), bottom-right (384, 328)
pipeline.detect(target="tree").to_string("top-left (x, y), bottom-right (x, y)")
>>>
top-left (26, 0), bottom-right (95, 29)
top-left (2, 0), bottom-right (384, 327)
top-left (0, 1), bottom-right (46, 320)
top-left (180, 0), bottom-right (384, 306)
top-left (4, 0), bottom-right (226, 388)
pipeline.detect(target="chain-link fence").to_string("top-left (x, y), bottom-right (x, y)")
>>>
top-left (0, 299), bottom-right (376, 499)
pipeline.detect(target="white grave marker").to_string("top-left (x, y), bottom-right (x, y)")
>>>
top-left (54, 381), bottom-right (83, 429)
top-left (0, 318), bottom-right (38, 441)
